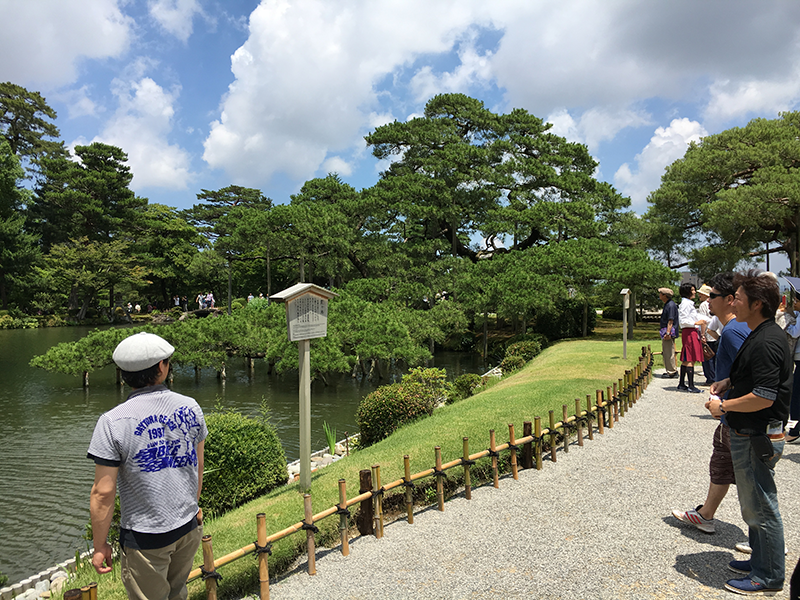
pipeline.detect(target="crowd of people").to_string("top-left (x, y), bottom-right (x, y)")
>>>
top-left (663, 270), bottom-right (800, 596)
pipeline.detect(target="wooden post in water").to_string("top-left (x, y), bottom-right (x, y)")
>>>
top-left (372, 464), bottom-right (384, 538)
top-left (357, 469), bottom-right (373, 536)
top-left (575, 399), bottom-right (584, 447)
top-left (508, 424), bottom-right (518, 479)
top-left (585, 395), bottom-right (594, 441)
top-left (435, 446), bottom-right (445, 511)
top-left (534, 416), bottom-right (543, 470)
top-left (596, 391), bottom-right (605, 434)
top-left (338, 480), bottom-right (350, 556)
top-left (561, 406), bottom-right (569, 453)
top-left (303, 494), bottom-right (316, 575)
top-left (490, 430), bottom-right (499, 487)
top-left (404, 456), bottom-right (414, 522)
top-left (462, 437), bottom-right (473, 499)
top-left (202, 534), bottom-right (218, 600)
top-left (522, 422), bottom-right (533, 469)
top-left (256, 513), bottom-right (270, 600)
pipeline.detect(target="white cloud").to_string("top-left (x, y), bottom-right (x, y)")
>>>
top-left (86, 75), bottom-right (194, 190)
top-left (53, 86), bottom-right (102, 119)
top-left (148, 0), bottom-right (206, 42)
top-left (322, 156), bottom-right (353, 177)
top-left (546, 106), bottom-right (651, 152)
top-left (614, 118), bottom-right (707, 211)
top-left (703, 74), bottom-right (800, 124)
top-left (0, 0), bottom-right (132, 87)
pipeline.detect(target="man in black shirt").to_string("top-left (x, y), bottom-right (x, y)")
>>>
top-left (659, 287), bottom-right (679, 378)
top-left (707, 270), bottom-right (791, 595)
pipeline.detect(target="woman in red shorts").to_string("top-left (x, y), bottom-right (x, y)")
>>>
top-left (677, 282), bottom-right (706, 393)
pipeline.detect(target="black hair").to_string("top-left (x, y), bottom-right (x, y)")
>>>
top-left (733, 269), bottom-right (780, 319)
top-left (679, 282), bottom-right (695, 299)
top-left (708, 272), bottom-right (736, 298)
top-left (120, 359), bottom-right (167, 389)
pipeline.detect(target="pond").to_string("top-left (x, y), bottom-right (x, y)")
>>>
top-left (0, 326), bottom-right (486, 584)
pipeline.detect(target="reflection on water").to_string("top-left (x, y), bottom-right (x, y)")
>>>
top-left (0, 326), bottom-right (484, 583)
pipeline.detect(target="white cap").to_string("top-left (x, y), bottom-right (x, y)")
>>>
top-left (113, 332), bottom-right (174, 372)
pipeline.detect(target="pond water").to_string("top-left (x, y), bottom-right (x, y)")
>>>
top-left (0, 326), bottom-right (485, 584)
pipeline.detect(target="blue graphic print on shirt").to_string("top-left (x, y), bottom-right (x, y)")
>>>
top-left (132, 405), bottom-right (201, 473)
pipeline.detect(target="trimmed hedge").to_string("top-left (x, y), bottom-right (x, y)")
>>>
top-left (450, 372), bottom-right (482, 403)
top-left (203, 403), bottom-right (288, 518)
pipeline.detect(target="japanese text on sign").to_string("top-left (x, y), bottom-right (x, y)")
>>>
top-left (286, 294), bottom-right (329, 341)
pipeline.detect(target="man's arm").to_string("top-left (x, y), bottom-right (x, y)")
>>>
top-left (707, 392), bottom-right (774, 419)
top-left (90, 464), bottom-right (118, 574)
top-left (666, 319), bottom-right (674, 338)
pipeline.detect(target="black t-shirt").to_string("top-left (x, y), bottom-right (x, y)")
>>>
top-left (726, 319), bottom-right (792, 432)
top-left (660, 299), bottom-right (678, 330)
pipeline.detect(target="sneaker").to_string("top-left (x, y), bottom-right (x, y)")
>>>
top-left (677, 384), bottom-right (689, 391)
top-left (724, 577), bottom-right (782, 595)
top-left (786, 434), bottom-right (800, 444)
top-left (728, 559), bottom-right (751, 574)
top-left (671, 506), bottom-right (715, 533)
top-left (735, 542), bottom-right (789, 555)
top-left (687, 386), bottom-right (703, 393)
top-left (661, 372), bottom-right (678, 379)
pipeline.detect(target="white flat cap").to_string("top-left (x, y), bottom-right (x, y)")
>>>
top-left (113, 332), bottom-right (174, 372)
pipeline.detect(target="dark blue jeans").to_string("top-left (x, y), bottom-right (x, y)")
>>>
top-left (730, 430), bottom-right (785, 589)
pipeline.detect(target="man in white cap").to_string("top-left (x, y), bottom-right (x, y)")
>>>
top-left (88, 332), bottom-right (207, 600)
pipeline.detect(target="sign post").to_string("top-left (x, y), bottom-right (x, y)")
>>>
top-left (271, 283), bottom-right (338, 491)
top-left (620, 288), bottom-right (630, 360)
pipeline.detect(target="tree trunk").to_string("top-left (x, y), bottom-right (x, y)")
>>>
top-left (299, 256), bottom-right (305, 283)
top-left (266, 243), bottom-right (271, 300)
top-left (582, 299), bottom-right (588, 338)
top-left (109, 284), bottom-right (114, 310)
top-left (227, 260), bottom-right (232, 315)
top-left (627, 291), bottom-right (636, 337)
top-left (483, 310), bottom-right (488, 361)
top-left (77, 294), bottom-right (91, 320)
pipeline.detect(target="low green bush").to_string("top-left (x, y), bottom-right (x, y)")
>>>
top-left (449, 372), bottom-right (482, 403)
top-left (402, 367), bottom-right (452, 403)
top-left (500, 354), bottom-right (526, 374)
top-left (202, 402), bottom-right (288, 518)
top-left (357, 380), bottom-right (439, 447)
top-left (504, 340), bottom-right (542, 362)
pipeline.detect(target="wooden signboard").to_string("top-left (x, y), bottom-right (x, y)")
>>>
top-left (286, 293), bottom-right (329, 342)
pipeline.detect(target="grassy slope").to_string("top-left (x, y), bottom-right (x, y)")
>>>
top-left (68, 327), bottom-right (660, 599)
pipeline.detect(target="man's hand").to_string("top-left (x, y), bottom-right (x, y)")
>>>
top-left (92, 541), bottom-right (113, 574)
top-left (705, 397), bottom-right (724, 419)
top-left (710, 378), bottom-right (730, 396)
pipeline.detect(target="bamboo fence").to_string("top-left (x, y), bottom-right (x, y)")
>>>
top-left (187, 346), bottom-right (654, 600)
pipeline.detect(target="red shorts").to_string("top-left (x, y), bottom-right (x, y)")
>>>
top-left (680, 328), bottom-right (703, 363)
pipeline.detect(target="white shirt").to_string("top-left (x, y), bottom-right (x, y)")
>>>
top-left (678, 297), bottom-right (700, 329)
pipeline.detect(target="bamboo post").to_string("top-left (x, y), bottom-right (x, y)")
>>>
top-left (585, 395), bottom-right (594, 441)
top-left (609, 385), bottom-right (618, 422)
top-left (462, 437), bottom-right (472, 499)
top-left (575, 399), bottom-right (584, 447)
top-left (490, 430), bottom-right (499, 487)
top-left (548, 411), bottom-right (557, 462)
top-left (80, 586), bottom-right (90, 600)
top-left (372, 464), bottom-right (384, 538)
top-left (404, 455), bottom-right (414, 522)
top-left (435, 446), bottom-right (445, 510)
top-left (256, 513), bottom-right (270, 600)
top-left (88, 583), bottom-right (97, 600)
top-left (534, 416), bottom-right (543, 470)
top-left (618, 377), bottom-right (624, 413)
top-left (616, 382), bottom-right (624, 417)
top-left (522, 422), bottom-right (533, 469)
top-left (338, 479), bottom-right (350, 556)
top-left (596, 391), bottom-right (605, 434)
top-left (357, 469), bottom-right (373, 535)
top-left (508, 424), bottom-right (519, 479)
top-left (63, 590), bottom-right (82, 600)
top-left (202, 534), bottom-right (218, 600)
top-left (561, 406), bottom-right (569, 453)
top-left (303, 494), bottom-right (316, 575)
top-left (603, 389), bottom-right (613, 429)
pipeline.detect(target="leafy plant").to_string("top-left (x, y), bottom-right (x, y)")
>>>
top-left (500, 354), bottom-right (526, 374)
top-left (450, 373), bottom-right (482, 403)
top-left (504, 340), bottom-right (542, 362)
top-left (322, 421), bottom-right (337, 455)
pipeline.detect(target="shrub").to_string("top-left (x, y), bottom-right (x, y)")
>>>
top-left (449, 373), bottom-right (482, 403)
top-left (401, 367), bottom-right (452, 403)
top-left (357, 382), bottom-right (437, 447)
top-left (203, 401), bottom-right (288, 518)
top-left (500, 354), bottom-right (526, 374)
top-left (0, 570), bottom-right (7, 587)
top-left (504, 340), bottom-right (542, 362)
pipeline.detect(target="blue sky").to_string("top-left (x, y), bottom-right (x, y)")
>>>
top-left (3, 0), bottom-right (800, 235)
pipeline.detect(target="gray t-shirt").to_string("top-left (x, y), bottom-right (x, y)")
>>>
top-left (88, 385), bottom-right (207, 534)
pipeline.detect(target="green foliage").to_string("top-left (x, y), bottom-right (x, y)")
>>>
top-left (500, 354), bottom-right (526, 374)
top-left (401, 367), bottom-right (452, 403)
top-left (504, 340), bottom-right (543, 362)
top-left (202, 401), bottom-right (288, 519)
top-left (0, 569), bottom-right (7, 587)
top-left (357, 380), bottom-right (438, 447)
top-left (450, 372), bottom-right (482, 403)
top-left (533, 298), bottom-right (596, 340)
top-left (322, 421), bottom-right (336, 455)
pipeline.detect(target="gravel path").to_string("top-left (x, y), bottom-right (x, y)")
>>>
top-left (259, 369), bottom-right (800, 599)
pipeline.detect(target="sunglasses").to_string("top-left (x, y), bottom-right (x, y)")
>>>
top-left (708, 292), bottom-right (726, 299)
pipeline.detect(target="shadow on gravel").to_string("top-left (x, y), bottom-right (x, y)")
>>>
top-left (780, 451), bottom-right (800, 465)
top-left (687, 413), bottom-right (717, 421)
top-left (674, 550), bottom-right (732, 590)
top-left (662, 516), bottom-right (746, 550)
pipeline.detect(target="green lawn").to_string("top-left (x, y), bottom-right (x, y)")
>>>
top-left (67, 337), bottom-right (655, 599)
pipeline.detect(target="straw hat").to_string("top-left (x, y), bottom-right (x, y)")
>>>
top-left (113, 332), bottom-right (174, 372)
top-left (697, 284), bottom-right (713, 296)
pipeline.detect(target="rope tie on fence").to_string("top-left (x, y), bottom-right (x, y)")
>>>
top-left (301, 522), bottom-right (320, 534)
top-left (461, 457), bottom-right (476, 466)
top-left (487, 448), bottom-right (500, 458)
top-left (371, 486), bottom-right (386, 498)
top-left (200, 566), bottom-right (223, 582)
top-left (402, 479), bottom-right (416, 489)
top-left (335, 506), bottom-right (351, 517)
top-left (432, 468), bottom-right (447, 478)
top-left (254, 541), bottom-right (273, 556)
top-left (506, 442), bottom-right (519, 451)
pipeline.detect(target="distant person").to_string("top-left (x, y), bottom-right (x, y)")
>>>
top-left (196, 293), bottom-right (206, 310)
top-left (87, 332), bottom-right (207, 600)
top-left (671, 272), bottom-right (750, 535)
top-left (659, 287), bottom-right (678, 379)
top-left (697, 284), bottom-right (716, 385)
top-left (247, 292), bottom-right (254, 303)
top-left (780, 294), bottom-right (800, 443)
top-left (677, 282), bottom-right (705, 393)
top-left (207, 292), bottom-right (215, 309)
